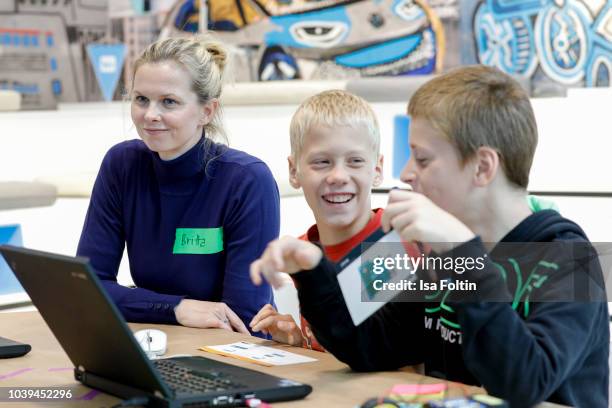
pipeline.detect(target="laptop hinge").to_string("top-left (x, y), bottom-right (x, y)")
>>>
top-left (74, 369), bottom-right (173, 408)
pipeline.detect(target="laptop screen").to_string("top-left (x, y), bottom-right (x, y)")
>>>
top-left (0, 245), bottom-right (172, 397)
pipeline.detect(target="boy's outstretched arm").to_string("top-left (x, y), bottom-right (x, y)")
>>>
top-left (251, 237), bottom-right (425, 371)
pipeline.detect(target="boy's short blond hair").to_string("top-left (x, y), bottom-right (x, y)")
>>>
top-left (290, 90), bottom-right (380, 160)
top-left (408, 65), bottom-right (537, 188)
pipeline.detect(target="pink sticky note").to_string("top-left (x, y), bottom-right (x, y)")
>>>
top-left (390, 383), bottom-right (447, 395)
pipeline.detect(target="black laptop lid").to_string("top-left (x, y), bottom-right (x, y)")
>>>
top-left (0, 245), bottom-right (172, 397)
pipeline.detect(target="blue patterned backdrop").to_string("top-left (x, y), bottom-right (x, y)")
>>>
top-left (461, 0), bottom-right (611, 87)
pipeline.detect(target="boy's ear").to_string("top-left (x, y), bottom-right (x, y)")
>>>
top-left (373, 154), bottom-right (384, 187)
top-left (288, 156), bottom-right (301, 189)
top-left (473, 146), bottom-right (499, 187)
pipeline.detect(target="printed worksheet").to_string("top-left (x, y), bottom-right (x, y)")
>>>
top-left (200, 342), bottom-right (317, 366)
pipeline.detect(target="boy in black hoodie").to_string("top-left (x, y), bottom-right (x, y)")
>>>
top-left (250, 66), bottom-right (609, 407)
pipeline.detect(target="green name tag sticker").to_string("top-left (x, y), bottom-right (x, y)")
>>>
top-left (173, 228), bottom-right (223, 254)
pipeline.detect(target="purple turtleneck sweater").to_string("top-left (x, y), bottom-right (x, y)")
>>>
top-left (77, 138), bottom-right (279, 333)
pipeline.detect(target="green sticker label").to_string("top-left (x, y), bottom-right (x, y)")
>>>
top-left (173, 228), bottom-right (223, 254)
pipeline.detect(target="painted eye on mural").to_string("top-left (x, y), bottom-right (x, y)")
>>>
top-left (289, 21), bottom-right (348, 48)
top-left (393, 0), bottom-right (425, 22)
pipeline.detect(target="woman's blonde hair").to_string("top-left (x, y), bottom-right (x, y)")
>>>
top-left (131, 34), bottom-right (228, 143)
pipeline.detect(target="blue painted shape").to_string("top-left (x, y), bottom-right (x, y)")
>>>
top-left (399, 55), bottom-right (436, 75)
top-left (266, 7), bottom-right (351, 48)
top-left (595, 63), bottom-right (610, 86)
top-left (12, 34), bottom-right (20, 46)
top-left (592, 3), bottom-right (612, 47)
top-left (131, 0), bottom-right (145, 14)
top-left (392, 0), bottom-right (425, 21)
top-left (86, 44), bottom-right (126, 102)
top-left (2, 33), bottom-right (9, 45)
top-left (586, 47), bottom-right (612, 87)
top-left (393, 115), bottom-right (411, 178)
top-left (335, 35), bottom-right (421, 68)
top-left (31, 35), bottom-right (39, 47)
top-left (534, 3), bottom-right (592, 82)
top-left (13, 83), bottom-right (39, 95)
top-left (0, 225), bottom-right (24, 295)
top-left (174, 0), bottom-right (199, 32)
top-left (474, 3), bottom-right (536, 76)
top-left (52, 79), bottom-right (62, 95)
top-left (23, 34), bottom-right (30, 47)
top-left (50, 57), bottom-right (58, 71)
top-left (488, 0), bottom-right (548, 18)
top-left (46, 34), bottom-right (54, 47)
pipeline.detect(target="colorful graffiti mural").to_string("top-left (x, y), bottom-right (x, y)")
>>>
top-left (161, 0), bottom-right (445, 81)
top-left (464, 0), bottom-right (611, 87)
top-left (0, 0), bottom-right (110, 108)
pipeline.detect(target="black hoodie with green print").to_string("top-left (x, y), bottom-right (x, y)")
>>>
top-left (293, 210), bottom-right (609, 407)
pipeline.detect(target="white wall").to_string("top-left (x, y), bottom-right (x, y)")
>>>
top-left (1, 88), bottom-right (611, 189)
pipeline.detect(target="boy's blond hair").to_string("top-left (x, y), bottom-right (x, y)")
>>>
top-left (290, 90), bottom-right (380, 160)
top-left (408, 65), bottom-right (537, 188)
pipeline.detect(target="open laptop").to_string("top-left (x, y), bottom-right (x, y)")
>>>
top-left (0, 245), bottom-right (312, 407)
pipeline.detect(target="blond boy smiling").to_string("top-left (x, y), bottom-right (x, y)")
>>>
top-left (251, 66), bottom-right (609, 407)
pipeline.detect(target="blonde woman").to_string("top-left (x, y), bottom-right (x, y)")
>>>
top-left (77, 36), bottom-right (279, 335)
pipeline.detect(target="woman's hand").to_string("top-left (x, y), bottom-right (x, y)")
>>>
top-left (174, 299), bottom-right (249, 334)
top-left (249, 304), bottom-right (304, 346)
top-left (250, 236), bottom-right (323, 289)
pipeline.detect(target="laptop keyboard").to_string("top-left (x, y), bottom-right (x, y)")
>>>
top-left (154, 359), bottom-right (246, 395)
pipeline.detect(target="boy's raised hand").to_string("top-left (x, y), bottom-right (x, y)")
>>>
top-left (249, 304), bottom-right (304, 346)
top-left (250, 236), bottom-right (323, 289)
top-left (382, 189), bottom-right (475, 253)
